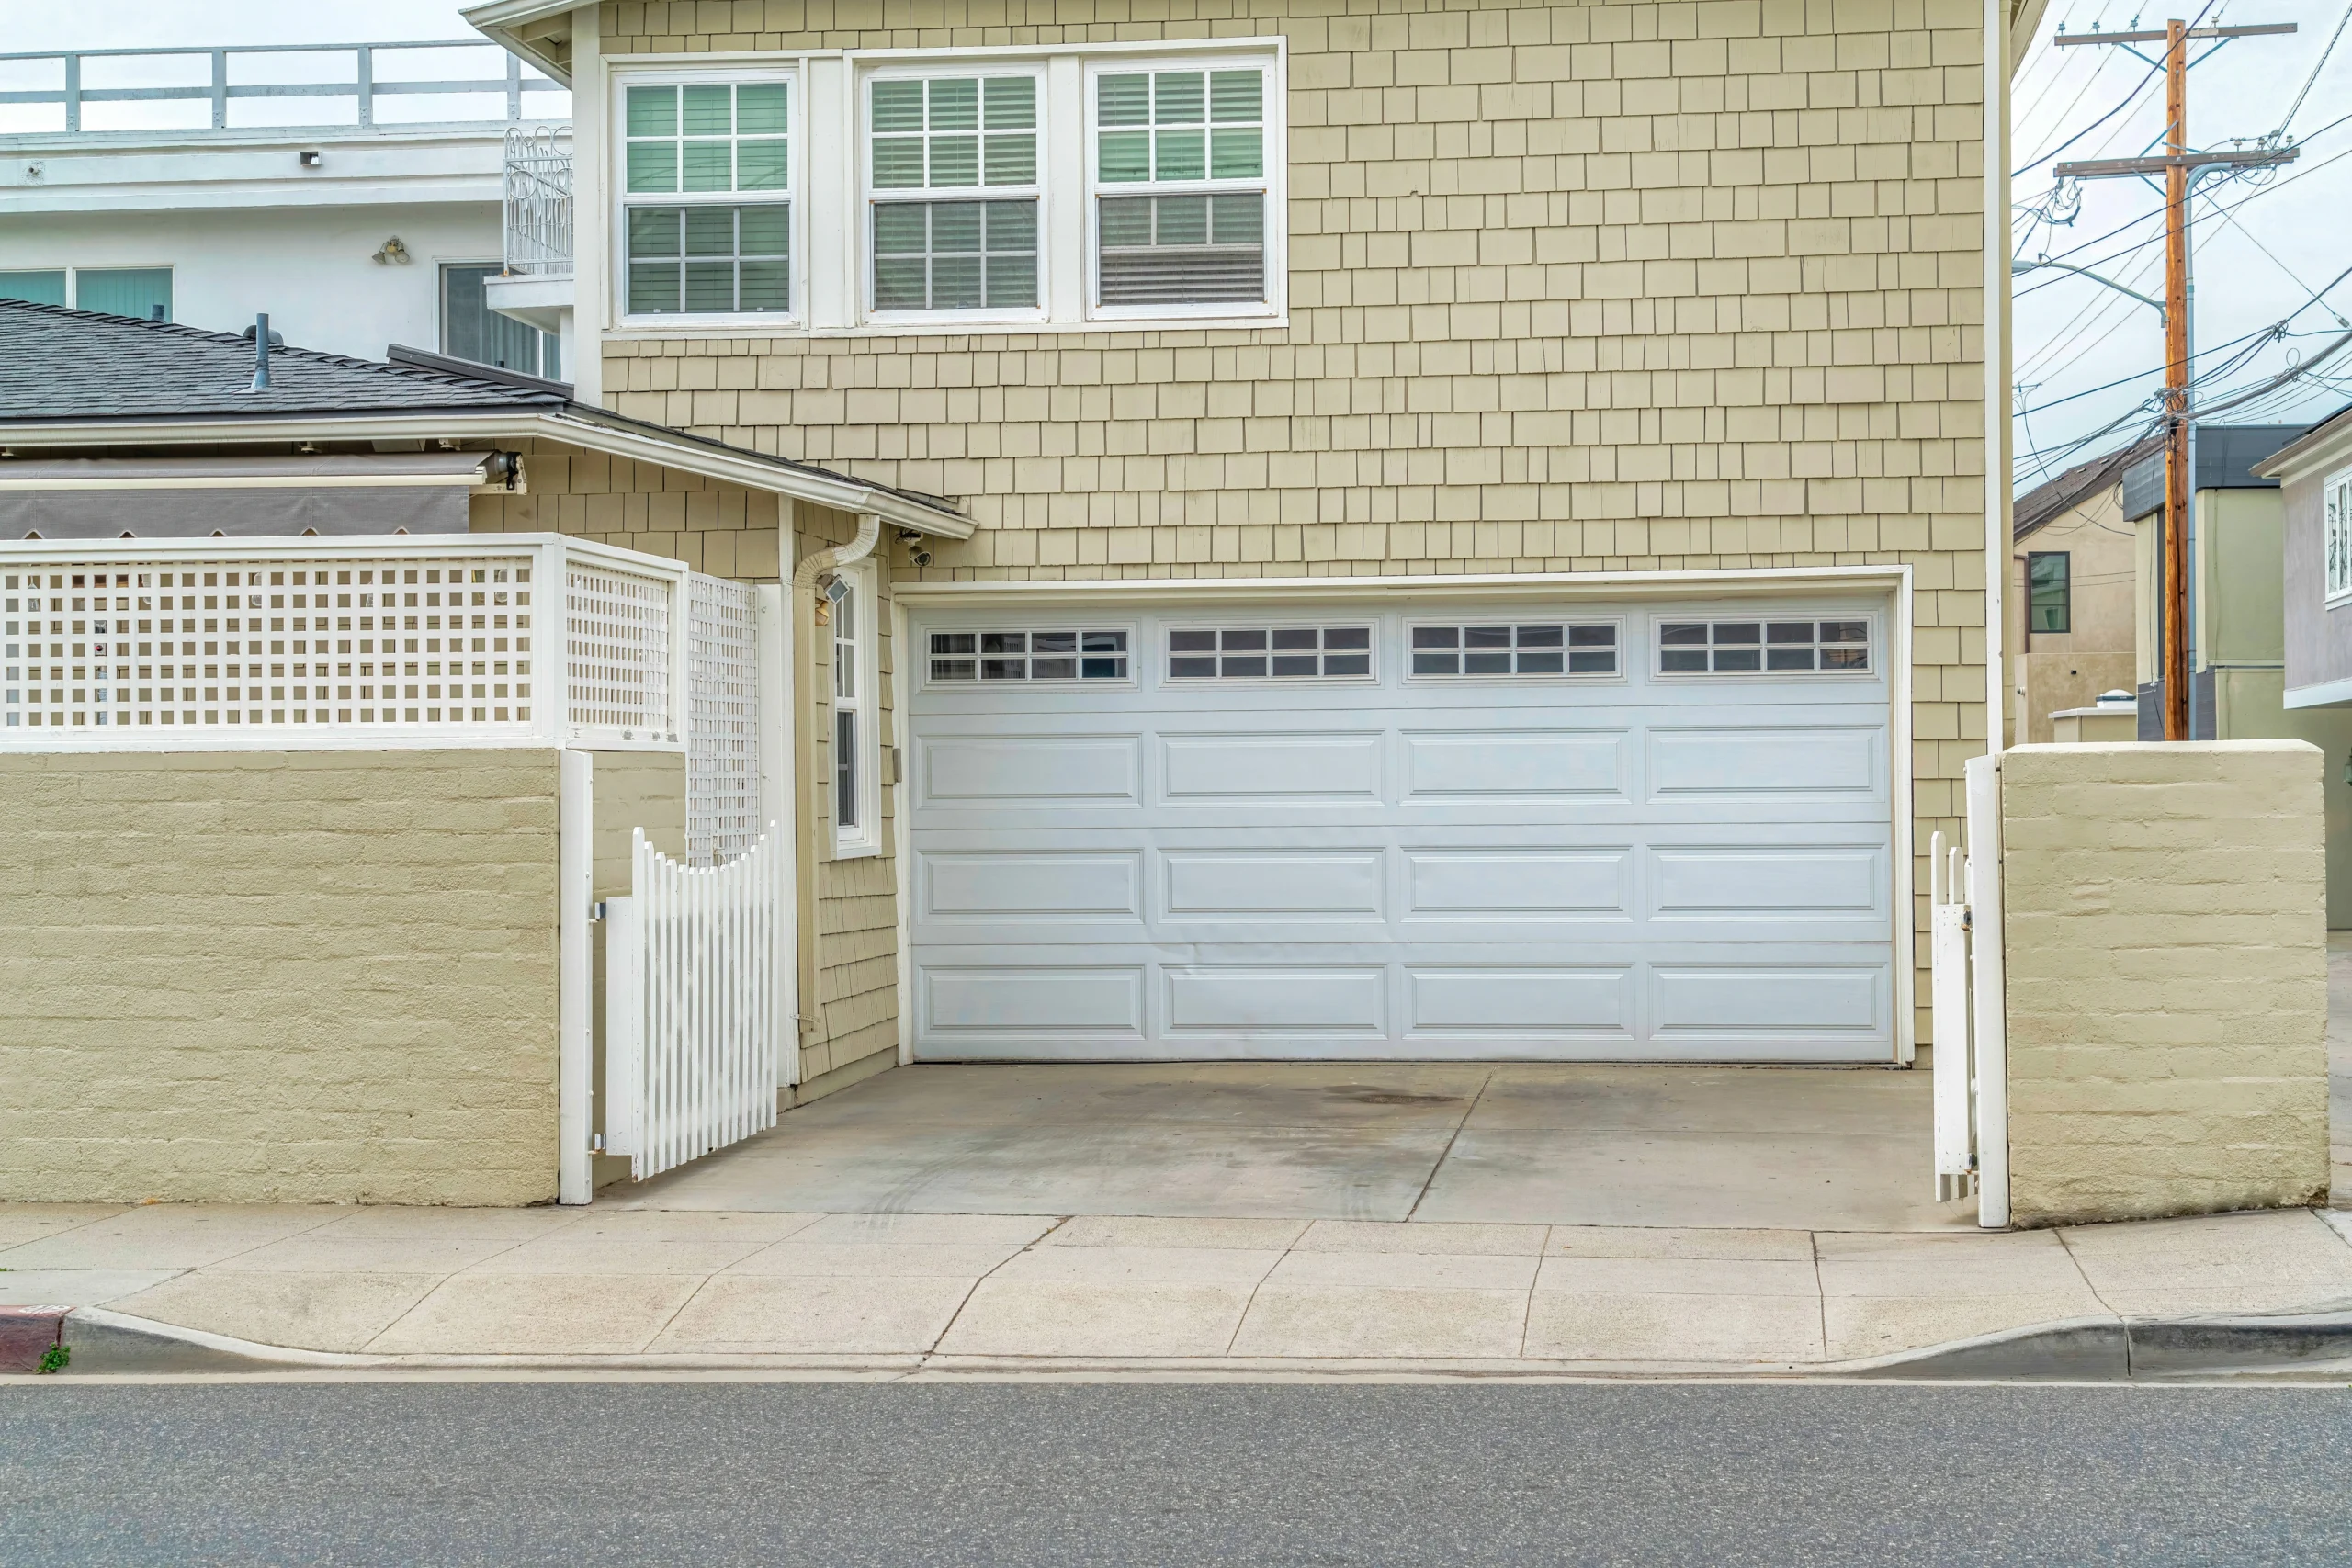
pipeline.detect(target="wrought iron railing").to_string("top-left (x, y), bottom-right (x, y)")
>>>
top-left (0, 40), bottom-right (566, 136)
top-left (503, 123), bottom-right (575, 276)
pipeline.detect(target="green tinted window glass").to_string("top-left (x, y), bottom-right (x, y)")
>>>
top-left (629, 261), bottom-right (682, 313)
top-left (985, 132), bottom-right (1036, 186)
top-left (682, 84), bottom-right (732, 136)
top-left (74, 268), bottom-right (172, 321)
top-left (1098, 73), bottom-right (1148, 126)
top-left (684, 208), bottom-right (736, 256)
top-left (872, 139), bottom-right (924, 187)
top-left (2029, 552), bottom-right (2071, 634)
top-left (627, 141), bottom-right (678, 193)
top-left (738, 204), bottom-right (791, 254)
top-left (627, 204), bottom-right (789, 315)
top-left (737, 81), bottom-right (788, 134)
top-left (0, 270), bottom-right (66, 307)
top-left (986, 75), bottom-right (1036, 129)
top-left (627, 85), bottom-right (676, 136)
top-left (628, 207), bottom-right (682, 257)
top-left (1153, 129), bottom-right (1204, 182)
top-left (927, 77), bottom-right (979, 130)
top-left (1210, 70), bottom-right (1261, 122)
top-left (738, 138), bottom-right (788, 191)
top-left (1209, 128), bottom-right (1261, 179)
top-left (1153, 72), bottom-right (1204, 124)
top-left (873, 79), bottom-right (925, 133)
top-left (1098, 131), bottom-right (1149, 183)
top-left (928, 134), bottom-right (979, 188)
top-left (869, 198), bottom-right (1037, 312)
top-left (682, 141), bottom-right (732, 192)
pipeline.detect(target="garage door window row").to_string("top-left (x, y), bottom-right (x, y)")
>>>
top-left (1168, 626), bottom-right (1372, 680)
top-left (1658, 619), bottom-right (1870, 674)
top-left (929, 629), bottom-right (1130, 682)
top-left (1409, 623), bottom-right (1616, 677)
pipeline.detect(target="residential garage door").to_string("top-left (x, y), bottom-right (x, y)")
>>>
top-left (904, 594), bottom-right (1896, 1063)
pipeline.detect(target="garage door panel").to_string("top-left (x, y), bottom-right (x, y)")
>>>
top-left (919, 850), bottom-right (1146, 922)
top-left (1648, 844), bottom-right (1889, 926)
top-left (1645, 724), bottom-right (1884, 801)
top-left (1161, 731), bottom-right (1385, 803)
top-left (1401, 728), bottom-right (1629, 802)
top-left (1648, 963), bottom-right (1888, 1040)
top-left (918, 732), bottom-right (1143, 807)
top-left (922, 965), bottom-right (1148, 1041)
top-left (1404, 849), bottom-right (1634, 921)
top-left (1162, 850), bottom-right (1387, 919)
top-left (1405, 965), bottom-right (1635, 1039)
top-left (1162, 964), bottom-right (1388, 1036)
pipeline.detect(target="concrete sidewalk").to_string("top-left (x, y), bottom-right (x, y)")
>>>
top-left (9, 1202), bottom-right (2352, 1375)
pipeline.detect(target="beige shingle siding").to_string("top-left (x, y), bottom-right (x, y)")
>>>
top-left (598, 0), bottom-right (1987, 1047)
top-left (469, 437), bottom-right (784, 582)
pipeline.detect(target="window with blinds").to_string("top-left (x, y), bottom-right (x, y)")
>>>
top-left (622, 78), bottom-right (793, 318)
top-left (1092, 65), bottom-right (1269, 309)
top-left (870, 73), bottom-right (1042, 314)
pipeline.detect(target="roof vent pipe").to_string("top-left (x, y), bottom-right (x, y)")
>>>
top-left (249, 313), bottom-right (271, 392)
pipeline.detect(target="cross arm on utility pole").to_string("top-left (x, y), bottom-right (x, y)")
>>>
top-left (2053, 146), bottom-right (2299, 179)
top-left (2052, 22), bottom-right (2297, 44)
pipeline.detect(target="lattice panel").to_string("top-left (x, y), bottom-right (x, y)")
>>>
top-left (2, 557), bottom-right (537, 737)
top-left (567, 562), bottom-right (675, 742)
top-left (687, 573), bottom-right (762, 865)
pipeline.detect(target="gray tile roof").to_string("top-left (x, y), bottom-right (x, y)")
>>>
top-left (0, 300), bottom-right (565, 423)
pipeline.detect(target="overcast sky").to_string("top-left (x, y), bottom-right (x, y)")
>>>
top-left (10, 0), bottom-right (2346, 496)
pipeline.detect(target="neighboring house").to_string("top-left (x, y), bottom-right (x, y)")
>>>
top-left (2264, 403), bottom-right (2352, 924)
top-left (0, 39), bottom-right (571, 374)
top-left (2006, 436), bottom-right (2154, 747)
top-left (451, 0), bottom-right (2045, 1071)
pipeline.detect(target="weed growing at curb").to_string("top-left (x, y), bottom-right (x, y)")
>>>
top-left (37, 1344), bottom-right (69, 1374)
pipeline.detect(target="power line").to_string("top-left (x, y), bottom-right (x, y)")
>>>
top-left (2272, 0), bottom-right (2352, 140)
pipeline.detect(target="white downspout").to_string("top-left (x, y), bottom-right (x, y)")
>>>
top-left (1974, 0), bottom-right (2015, 1228)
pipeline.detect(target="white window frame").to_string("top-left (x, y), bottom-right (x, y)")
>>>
top-left (601, 40), bottom-right (1284, 339)
top-left (2326, 464), bottom-right (2352, 607)
top-left (862, 62), bottom-right (1051, 329)
top-left (1401, 616), bottom-right (1627, 683)
top-left (1083, 53), bottom-right (1284, 324)
top-left (919, 622), bottom-right (1139, 690)
top-left (1649, 613), bottom-right (1880, 681)
top-left (831, 560), bottom-right (881, 858)
top-left (610, 67), bottom-right (803, 332)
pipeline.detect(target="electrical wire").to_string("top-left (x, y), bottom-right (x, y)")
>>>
top-left (2271, 0), bottom-right (2352, 141)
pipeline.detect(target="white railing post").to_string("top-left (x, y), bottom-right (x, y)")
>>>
top-left (557, 749), bottom-right (594, 1204)
top-left (1965, 752), bottom-right (2009, 1228)
top-left (603, 881), bottom-right (643, 1167)
top-left (1929, 830), bottom-right (1974, 1202)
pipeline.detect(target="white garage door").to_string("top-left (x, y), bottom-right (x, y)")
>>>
top-left (905, 595), bottom-right (1896, 1063)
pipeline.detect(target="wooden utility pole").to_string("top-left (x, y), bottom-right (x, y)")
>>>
top-left (2052, 19), bottom-right (2295, 739)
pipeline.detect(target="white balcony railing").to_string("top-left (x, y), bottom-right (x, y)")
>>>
top-left (0, 40), bottom-right (567, 138)
top-left (503, 123), bottom-right (573, 276)
top-left (0, 535), bottom-right (689, 751)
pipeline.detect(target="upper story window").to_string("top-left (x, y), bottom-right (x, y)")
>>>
top-left (611, 44), bottom-right (1282, 334)
top-left (868, 72), bottom-right (1041, 318)
top-left (2026, 552), bottom-right (2070, 634)
top-left (2327, 467), bottom-right (2352, 604)
top-left (622, 76), bottom-right (793, 319)
top-left (1092, 65), bottom-right (1269, 311)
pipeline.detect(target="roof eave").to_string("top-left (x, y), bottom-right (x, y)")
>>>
top-left (464, 0), bottom-right (578, 88)
top-left (0, 408), bottom-right (974, 538)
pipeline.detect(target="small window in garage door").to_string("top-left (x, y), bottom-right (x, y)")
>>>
top-left (1408, 621), bottom-right (1618, 677)
top-left (928, 628), bottom-right (1131, 683)
top-left (1167, 625), bottom-right (1372, 679)
top-left (1657, 618), bottom-right (1870, 674)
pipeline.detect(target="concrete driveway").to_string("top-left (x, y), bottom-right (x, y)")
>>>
top-left (611, 1063), bottom-right (1978, 1233)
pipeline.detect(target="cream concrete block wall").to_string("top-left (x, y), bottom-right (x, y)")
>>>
top-left (0, 748), bottom-right (563, 1207)
top-left (2000, 740), bottom-right (2328, 1226)
top-left (598, 0), bottom-right (1994, 1045)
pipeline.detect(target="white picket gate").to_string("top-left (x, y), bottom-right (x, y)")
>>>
top-left (1928, 753), bottom-right (2012, 1226)
top-left (603, 823), bottom-right (790, 1180)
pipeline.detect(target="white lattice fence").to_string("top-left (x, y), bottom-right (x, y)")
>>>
top-left (687, 573), bottom-right (761, 865)
top-left (603, 824), bottom-right (787, 1180)
top-left (3, 552), bottom-right (537, 736)
top-left (0, 536), bottom-right (688, 750)
top-left (565, 558), bottom-right (677, 745)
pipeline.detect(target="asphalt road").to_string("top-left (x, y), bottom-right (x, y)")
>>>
top-left (5, 1381), bottom-right (2348, 1566)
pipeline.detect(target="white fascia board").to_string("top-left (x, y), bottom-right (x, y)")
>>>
top-left (0, 127), bottom-right (520, 216)
top-left (2285, 674), bottom-right (2352, 710)
top-left (2255, 417), bottom-right (2352, 486)
top-left (465, 0), bottom-right (580, 86)
top-left (890, 563), bottom-right (1910, 606)
top-left (0, 411), bottom-right (973, 539)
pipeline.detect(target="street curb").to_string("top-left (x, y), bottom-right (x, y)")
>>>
top-left (35, 1303), bottom-right (2352, 1382)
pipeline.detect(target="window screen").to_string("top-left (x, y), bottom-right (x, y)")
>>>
top-left (1167, 626), bottom-right (1371, 679)
top-left (929, 629), bottom-right (1129, 682)
top-left (1658, 619), bottom-right (1870, 673)
top-left (623, 80), bottom-right (791, 316)
top-left (871, 74), bottom-right (1041, 312)
top-left (1411, 623), bottom-right (1615, 676)
top-left (1094, 66), bottom-right (1268, 307)
top-left (74, 267), bottom-right (171, 321)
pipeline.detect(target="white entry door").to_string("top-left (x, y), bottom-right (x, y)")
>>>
top-left (904, 594), bottom-right (1897, 1062)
